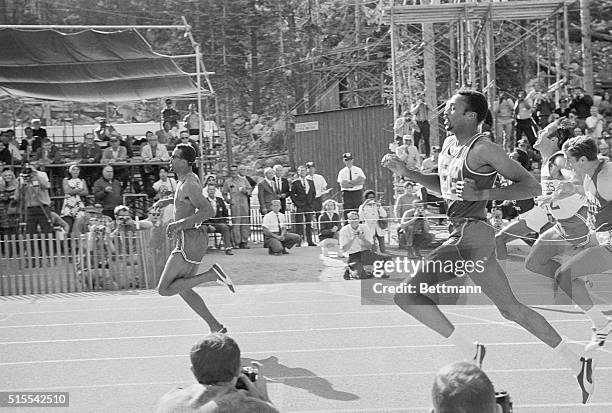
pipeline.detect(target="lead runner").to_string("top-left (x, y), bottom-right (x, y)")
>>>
top-left (153, 143), bottom-right (236, 334)
top-left (382, 89), bottom-right (594, 403)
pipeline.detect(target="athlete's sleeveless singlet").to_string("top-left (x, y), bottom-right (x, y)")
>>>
top-left (439, 134), bottom-right (498, 219)
top-left (585, 160), bottom-right (612, 243)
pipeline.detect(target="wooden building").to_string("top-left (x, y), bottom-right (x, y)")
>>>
top-left (294, 105), bottom-right (395, 205)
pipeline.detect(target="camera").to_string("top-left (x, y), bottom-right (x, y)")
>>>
top-left (495, 391), bottom-right (513, 413)
top-left (235, 366), bottom-right (258, 390)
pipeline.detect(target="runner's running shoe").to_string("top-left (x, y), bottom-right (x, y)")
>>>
top-left (213, 264), bottom-right (236, 293)
top-left (473, 342), bottom-right (486, 368)
top-left (586, 319), bottom-right (612, 352)
top-left (577, 356), bottom-right (595, 404)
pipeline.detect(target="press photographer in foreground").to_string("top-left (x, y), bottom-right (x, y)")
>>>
top-left (14, 162), bottom-right (53, 233)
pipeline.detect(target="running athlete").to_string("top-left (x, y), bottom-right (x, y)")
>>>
top-left (153, 143), bottom-right (236, 333)
top-left (382, 90), bottom-right (594, 403)
top-left (560, 136), bottom-right (612, 351)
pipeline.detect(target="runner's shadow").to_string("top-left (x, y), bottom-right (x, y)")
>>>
top-left (241, 356), bottom-right (359, 401)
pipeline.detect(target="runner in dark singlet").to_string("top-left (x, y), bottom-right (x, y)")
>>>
top-left (561, 136), bottom-right (612, 351)
top-left (382, 90), bottom-right (594, 403)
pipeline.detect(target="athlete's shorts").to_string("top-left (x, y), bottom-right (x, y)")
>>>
top-left (172, 226), bottom-right (208, 264)
top-left (519, 205), bottom-right (549, 233)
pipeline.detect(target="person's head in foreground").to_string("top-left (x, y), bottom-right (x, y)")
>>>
top-left (444, 90), bottom-right (488, 134)
top-left (431, 361), bottom-right (500, 413)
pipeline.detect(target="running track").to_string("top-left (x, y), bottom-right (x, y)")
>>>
top-left (1, 249), bottom-right (612, 412)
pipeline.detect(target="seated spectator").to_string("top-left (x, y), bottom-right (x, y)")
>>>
top-left (398, 199), bottom-right (433, 258)
top-left (19, 126), bottom-right (42, 158)
top-left (32, 138), bottom-right (62, 165)
top-left (431, 361), bottom-right (499, 413)
top-left (396, 134), bottom-right (421, 169)
top-left (318, 199), bottom-right (343, 257)
top-left (421, 145), bottom-right (440, 174)
top-left (1, 130), bottom-right (22, 163)
top-left (262, 199), bottom-right (300, 255)
top-left (93, 165), bottom-right (123, 219)
top-left (102, 136), bottom-right (129, 189)
top-left (358, 190), bottom-right (387, 254)
top-left (203, 184), bottom-right (234, 255)
top-left (61, 165), bottom-right (89, 231)
top-left (141, 131), bottom-right (170, 162)
top-left (394, 181), bottom-right (419, 221)
top-left (153, 167), bottom-right (178, 200)
top-left (156, 334), bottom-right (279, 413)
top-left (78, 132), bottom-right (103, 163)
top-left (0, 168), bottom-right (19, 236)
top-left (339, 211), bottom-right (390, 280)
top-left (156, 121), bottom-right (176, 145)
top-left (179, 129), bottom-right (201, 156)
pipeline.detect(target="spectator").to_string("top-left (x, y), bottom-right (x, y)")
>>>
top-left (393, 110), bottom-right (420, 138)
top-left (204, 174), bottom-right (223, 198)
top-left (0, 168), bottom-right (19, 236)
top-left (410, 91), bottom-right (431, 155)
top-left (573, 126), bottom-right (584, 137)
top-left (49, 210), bottom-right (70, 236)
top-left (153, 166), bottom-right (178, 200)
top-left (394, 181), bottom-right (419, 221)
top-left (554, 96), bottom-right (571, 119)
top-left (358, 189), bottom-right (387, 254)
top-left (318, 199), bottom-right (343, 257)
top-left (32, 138), bottom-right (62, 165)
top-left (183, 103), bottom-right (200, 136)
top-left (1, 131), bottom-right (22, 163)
top-left (599, 139), bottom-right (610, 160)
top-left (514, 90), bottom-right (538, 146)
top-left (239, 166), bottom-right (257, 209)
top-left (112, 205), bottom-right (153, 234)
top-left (599, 90), bottom-right (611, 117)
top-left (93, 165), bottom-right (123, 219)
top-left (222, 164), bottom-right (252, 249)
top-left (30, 119), bottom-right (47, 139)
top-left (337, 152), bottom-right (366, 220)
top-left (0, 141), bottom-right (13, 165)
top-left (431, 361), bottom-right (498, 413)
top-left (535, 92), bottom-right (555, 128)
top-left (306, 161), bottom-right (328, 216)
top-left (156, 334), bottom-right (279, 413)
top-left (141, 131), bottom-right (169, 196)
top-left (569, 86), bottom-right (594, 128)
top-left (339, 211), bottom-right (390, 280)
top-left (78, 132), bottom-right (103, 163)
top-left (257, 167), bottom-right (278, 215)
top-left (272, 164), bottom-right (290, 214)
top-left (421, 145), bottom-right (440, 174)
top-left (516, 138), bottom-right (539, 167)
top-left (262, 199), bottom-right (300, 255)
top-left (398, 199), bottom-right (433, 258)
top-left (156, 120), bottom-right (175, 145)
top-left (19, 126), bottom-right (41, 159)
top-left (14, 163), bottom-right (53, 233)
top-left (586, 106), bottom-right (605, 140)
top-left (60, 165), bottom-right (88, 231)
top-left (290, 165), bottom-right (316, 246)
top-left (161, 98), bottom-right (180, 128)
top-left (102, 136), bottom-right (129, 189)
top-left (494, 92), bottom-right (515, 150)
top-left (396, 135), bottom-right (421, 170)
top-left (203, 184), bottom-right (234, 255)
top-left (179, 129), bottom-right (200, 157)
top-left (94, 118), bottom-right (121, 143)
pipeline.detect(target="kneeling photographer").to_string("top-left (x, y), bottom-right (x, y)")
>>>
top-left (156, 334), bottom-right (279, 413)
top-left (14, 162), bottom-right (53, 234)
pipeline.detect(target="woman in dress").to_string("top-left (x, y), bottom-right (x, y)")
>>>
top-left (61, 165), bottom-right (88, 230)
top-left (318, 199), bottom-right (343, 256)
top-left (358, 190), bottom-right (388, 254)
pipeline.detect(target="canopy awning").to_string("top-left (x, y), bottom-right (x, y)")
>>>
top-left (0, 28), bottom-right (205, 102)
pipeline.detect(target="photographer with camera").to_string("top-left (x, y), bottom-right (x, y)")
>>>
top-left (111, 205), bottom-right (153, 235)
top-left (156, 334), bottom-right (279, 413)
top-left (13, 162), bottom-right (53, 233)
top-left (431, 361), bottom-right (509, 413)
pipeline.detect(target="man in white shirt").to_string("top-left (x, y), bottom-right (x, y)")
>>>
top-left (262, 200), bottom-right (301, 255)
top-left (338, 211), bottom-right (390, 279)
top-left (306, 161), bottom-right (329, 214)
top-left (337, 152), bottom-right (366, 220)
top-left (420, 145), bottom-right (440, 174)
top-left (141, 132), bottom-right (170, 162)
top-left (585, 106), bottom-right (605, 140)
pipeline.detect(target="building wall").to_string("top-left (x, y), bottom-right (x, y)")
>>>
top-left (294, 105), bottom-right (395, 206)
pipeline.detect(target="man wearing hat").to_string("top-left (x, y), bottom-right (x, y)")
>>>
top-left (306, 161), bottom-right (328, 217)
top-left (30, 119), bottom-right (47, 140)
top-left (337, 153), bottom-right (366, 220)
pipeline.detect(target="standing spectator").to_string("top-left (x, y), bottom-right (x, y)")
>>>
top-left (222, 164), bottom-right (252, 249)
top-left (203, 184), bottom-right (234, 255)
top-left (30, 119), bottom-right (47, 140)
top-left (272, 164), bottom-right (290, 214)
top-left (14, 163), bottom-right (53, 234)
top-left (585, 106), bottom-right (605, 140)
top-left (514, 90), bottom-right (538, 146)
top-left (78, 132), bottom-right (103, 163)
top-left (19, 127), bottom-right (41, 160)
top-left (257, 167), bottom-right (278, 215)
top-left (155, 334), bottom-right (279, 413)
top-left (32, 138), bottom-right (62, 165)
top-left (569, 86), bottom-right (594, 129)
top-left (0, 168), bottom-right (19, 236)
top-left (153, 167), bottom-right (178, 200)
top-left (358, 190), bottom-right (387, 253)
top-left (396, 135), bottom-right (421, 170)
top-left (183, 103), bottom-right (200, 136)
top-left (555, 96), bottom-right (571, 119)
top-left (494, 92), bottom-right (515, 150)
top-left (393, 110), bottom-right (420, 138)
top-left (93, 165), bottom-right (123, 219)
top-left (61, 165), bottom-right (88, 230)
top-left (410, 91), bottom-right (431, 155)
top-left (535, 92), bottom-right (555, 128)
top-left (431, 362), bottom-right (498, 413)
top-left (306, 161), bottom-right (328, 216)
top-left (337, 152), bottom-right (366, 220)
top-left (238, 166), bottom-right (257, 210)
top-left (0, 141), bottom-right (12, 165)
top-left (394, 181), bottom-right (419, 221)
top-left (94, 118), bottom-right (121, 143)
top-left (156, 121), bottom-right (175, 145)
top-left (1, 131), bottom-right (22, 163)
top-left (339, 211), bottom-right (390, 280)
top-left (102, 136), bottom-right (129, 189)
top-left (318, 199), bottom-right (343, 256)
top-left (290, 165), bottom-right (316, 246)
top-left (262, 199), bottom-right (301, 255)
top-left (398, 199), bottom-right (433, 258)
top-left (161, 98), bottom-right (180, 128)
